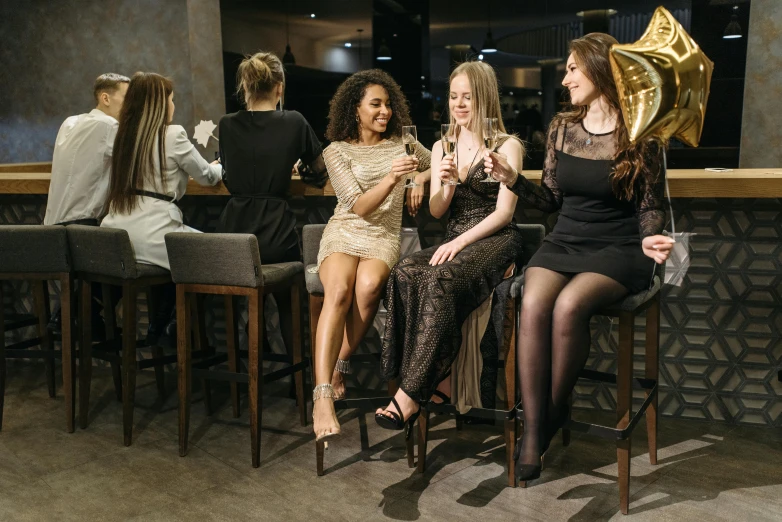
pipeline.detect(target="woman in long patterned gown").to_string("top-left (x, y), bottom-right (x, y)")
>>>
top-left (376, 61), bottom-right (524, 432)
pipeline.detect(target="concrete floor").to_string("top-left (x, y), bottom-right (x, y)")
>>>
top-left (1, 361), bottom-right (781, 521)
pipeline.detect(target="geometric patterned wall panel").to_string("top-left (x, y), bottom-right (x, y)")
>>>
top-left (2, 195), bottom-right (780, 427)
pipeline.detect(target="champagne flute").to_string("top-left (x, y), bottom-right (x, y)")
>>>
top-left (402, 125), bottom-right (419, 188)
top-left (441, 123), bottom-right (459, 186)
top-left (480, 117), bottom-right (500, 183)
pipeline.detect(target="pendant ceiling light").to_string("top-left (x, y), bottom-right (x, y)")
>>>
top-left (377, 39), bottom-right (392, 61)
top-left (283, 10), bottom-right (296, 64)
top-left (481, 1), bottom-right (497, 53)
top-left (723, 5), bottom-right (742, 39)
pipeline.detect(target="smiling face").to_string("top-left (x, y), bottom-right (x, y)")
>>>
top-left (356, 84), bottom-right (392, 135)
top-left (562, 52), bottom-right (599, 106)
top-left (448, 73), bottom-right (472, 127)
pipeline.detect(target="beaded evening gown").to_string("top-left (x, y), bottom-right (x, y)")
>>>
top-left (380, 136), bottom-right (524, 403)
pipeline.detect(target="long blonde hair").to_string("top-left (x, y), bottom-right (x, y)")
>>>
top-left (236, 51), bottom-right (286, 108)
top-left (106, 72), bottom-right (173, 215)
top-left (449, 61), bottom-right (519, 151)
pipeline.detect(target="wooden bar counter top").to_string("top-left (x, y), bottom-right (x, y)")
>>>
top-left (2, 162), bottom-right (782, 198)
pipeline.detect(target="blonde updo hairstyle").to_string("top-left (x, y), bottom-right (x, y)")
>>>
top-left (236, 51), bottom-right (286, 108)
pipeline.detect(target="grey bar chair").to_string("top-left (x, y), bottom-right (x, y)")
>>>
top-left (165, 232), bottom-right (307, 468)
top-left (66, 225), bottom-right (172, 445)
top-left (0, 225), bottom-right (75, 432)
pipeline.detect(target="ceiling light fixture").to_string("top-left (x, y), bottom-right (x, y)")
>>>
top-left (344, 42), bottom-right (352, 48)
top-left (723, 5), bottom-right (742, 39)
top-left (283, 10), bottom-right (295, 65)
top-left (481, 1), bottom-right (498, 53)
top-left (377, 39), bottom-right (392, 61)
top-left (310, 13), bottom-right (315, 18)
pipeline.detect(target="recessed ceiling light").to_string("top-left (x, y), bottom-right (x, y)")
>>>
top-left (310, 13), bottom-right (316, 18)
top-left (344, 43), bottom-right (352, 48)
top-left (478, 54), bottom-right (484, 60)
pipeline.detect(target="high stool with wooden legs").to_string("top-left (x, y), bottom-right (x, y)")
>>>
top-left (0, 225), bottom-right (75, 432)
top-left (165, 232), bottom-right (308, 468)
top-left (415, 224), bottom-right (546, 486)
top-left (303, 224), bottom-right (407, 476)
top-left (537, 275), bottom-right (662, 515)
top-left (66, 225), bottom-right (172, 445)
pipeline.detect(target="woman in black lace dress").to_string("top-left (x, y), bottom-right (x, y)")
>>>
top-left (485, 33), bottom-right (674, 481)
top-left (375, 61), bottom-right (524, 431)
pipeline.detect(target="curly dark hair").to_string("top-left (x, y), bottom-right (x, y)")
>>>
top-left (325, 69), bottom-right (411, 142)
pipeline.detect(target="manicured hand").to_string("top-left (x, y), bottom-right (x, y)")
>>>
top-left (429, 239), bottom-right (465, 265)
top-left (642, 235), bottom-right (675, 264)
top-left (483, 150), bottom-right (516, 184)
top-left (389, 156), bottom-right (419, 182)
top-left (407, 178), bottom-right (425, 216)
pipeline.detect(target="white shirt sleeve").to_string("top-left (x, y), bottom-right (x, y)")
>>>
top-left (169, 125), bottom-right (222, 186)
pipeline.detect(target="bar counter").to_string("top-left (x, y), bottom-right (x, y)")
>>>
top-left (1, 162), bottom-right (780, 428)
top-left (3, 163), bottom-right (782, 198)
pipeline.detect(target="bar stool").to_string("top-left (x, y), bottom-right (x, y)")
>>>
top-left (165, 232), bottom-right (308, 468)
top-left (303, 224), bottom-right (409, 476)
top-left (66, 225), bottom-right (173, 445)
top-left (0, 225), bottom-right (74, 432)
top-left (533, 275), bottom-right (662, 515)
top-left (415, 224), bottom-right (546, 486)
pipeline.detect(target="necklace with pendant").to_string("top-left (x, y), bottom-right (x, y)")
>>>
top-left (585, 115), bottom-right (616, 145)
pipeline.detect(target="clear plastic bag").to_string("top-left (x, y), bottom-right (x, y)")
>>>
top-left (663, 231), bottom-right (695, 287)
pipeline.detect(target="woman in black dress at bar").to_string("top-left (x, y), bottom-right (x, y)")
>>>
top-left (217, 51), bottom-right (326, 260)
top-left (216, 51), bottom-right (326, 352)
top-left (484, 33), bottom-right (674, 481)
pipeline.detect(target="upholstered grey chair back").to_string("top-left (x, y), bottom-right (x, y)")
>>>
top-left (166, 233), bottom-right (263, 288)
top-left (302, 224), bottom-right (326, 267)
top-left (516, 224), bottom-right (546, 266)
top-left (0, 225), bottom-right (70, 273)
top-left (66, 225), bottom-right (139, 279)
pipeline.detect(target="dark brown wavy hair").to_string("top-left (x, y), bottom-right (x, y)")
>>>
top-left (105, 72), bottom-right (173, 215)
top-left (561, 33), bottom-right (666, 200)
top-left (325, 69), bottom-right (411, 143)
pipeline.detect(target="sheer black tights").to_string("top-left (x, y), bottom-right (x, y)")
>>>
top-left (516, 268), bottom-right (628, 467)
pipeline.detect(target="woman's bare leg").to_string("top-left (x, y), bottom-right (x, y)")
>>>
top-left (331, 258), bottom-right (391, 397)
top-left (313, 253), bottom-right (359, 439)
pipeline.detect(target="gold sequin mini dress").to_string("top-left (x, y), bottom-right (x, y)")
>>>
top-left (313, 139), bottom-right (431, 270)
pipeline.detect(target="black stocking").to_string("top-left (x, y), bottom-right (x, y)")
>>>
top-left (516, 269), bottom-right (628, 468)
top-left (516, 268), bottom-right (569, 467)
top-left (547, 272), bottom-right (627, 423)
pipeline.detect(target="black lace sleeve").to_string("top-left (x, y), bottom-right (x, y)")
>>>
top-left (508, 117), bottom-right (563, 212)
top-left (298, 153), bottom-right (328, 189)
top-left (636, 142), bottom-right (667, 238)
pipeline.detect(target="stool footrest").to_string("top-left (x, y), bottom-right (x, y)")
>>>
top-left (3, 315), bottom-right (38, 331)
top-left (4, 337), bottom-right (45, 351)
top-left (580, 369), bottom-right (656, 391)
top-left (426, 402), bottom-right (517, 421)
top-left (555, 382), bottom-right (658, 441)
top-left (5, 348), bottom-right (61, 359)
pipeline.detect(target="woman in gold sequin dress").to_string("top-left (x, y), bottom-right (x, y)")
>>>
top-left (311, 70), bottom-right (432, 442)
top-left (375, 62), bottom-right (524, 432)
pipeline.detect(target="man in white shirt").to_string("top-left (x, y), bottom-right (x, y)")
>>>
top-left (44, 73), bottom-right (129, 225)
top-left (45, 74), bottom-right (129, 334)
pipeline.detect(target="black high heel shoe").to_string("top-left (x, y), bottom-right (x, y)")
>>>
top-left (513, 437), bottom-right (544, 482)
top-left (375, 397), bottom-right (421, 439)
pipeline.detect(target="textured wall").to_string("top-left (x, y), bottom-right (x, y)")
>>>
top-left (740, 0), bottom-right (782, 168)
top-left (0, 0), bottom-right (223, 163)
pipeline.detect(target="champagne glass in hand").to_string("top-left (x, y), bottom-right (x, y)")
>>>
top-left (480, 117), bottom-right (500, 183)
top-left (402, 125), bottom-right (419, 188)
top-left (441, 123), bottom-right (459, 186)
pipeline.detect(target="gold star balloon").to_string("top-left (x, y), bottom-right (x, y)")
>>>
top-left (609, 6), bottom-right (714, 146)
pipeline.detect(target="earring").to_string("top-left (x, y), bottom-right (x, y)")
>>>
top-left (355, 115), bottom-right (359, 122)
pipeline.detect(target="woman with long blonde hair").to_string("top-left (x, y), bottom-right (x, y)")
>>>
top-left (375, 61), bottom-right (524, 433)
top-left (485, 33), bottom-right (673, 482)
top-left (102, 72), bottom-right (222, 345)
